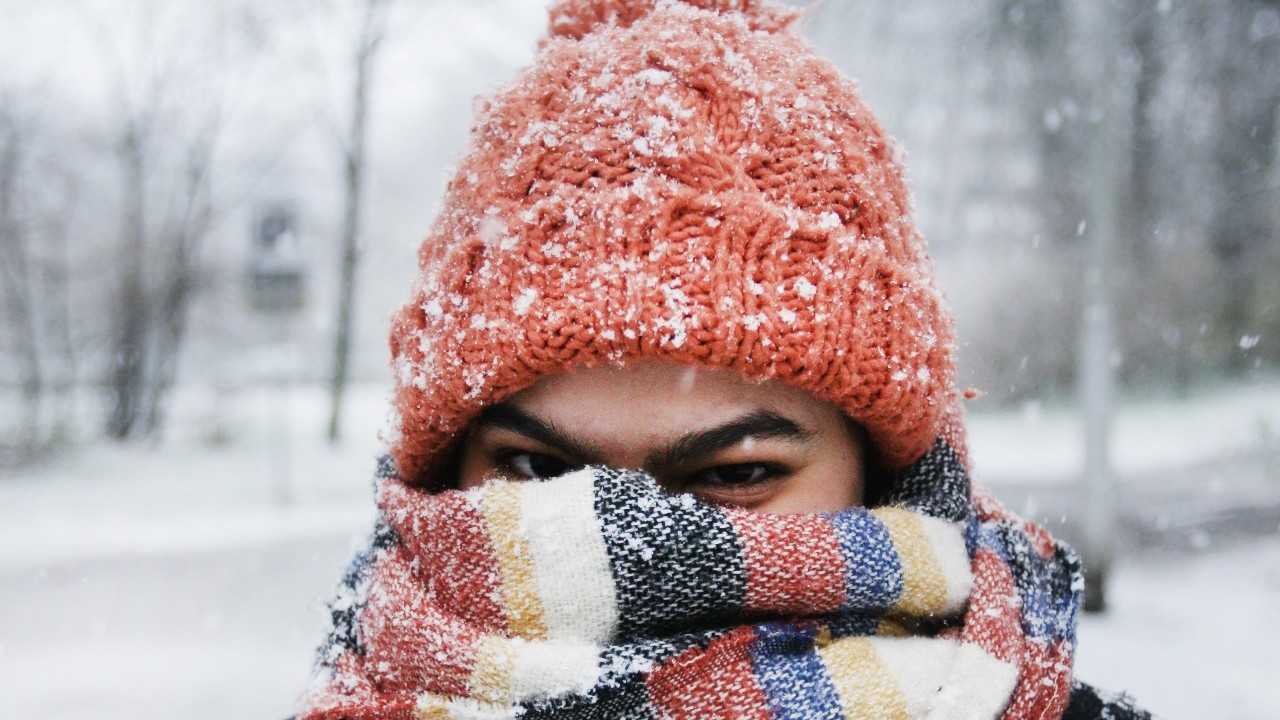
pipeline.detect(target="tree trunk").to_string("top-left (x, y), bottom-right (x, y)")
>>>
top-left (1124, 1), bottom-right (1164, 268)
top-left (0, 122), bottom-right (43, 453)
top-left (142, 245), bottom-right (192, 438)
top-left (106, 127), bottom-right (150, 440)
top-left (998, 0), bottom-right (1090, 249)
top-left (328, 0), bottom-right (385, 444)
top-left (1205, 1), bottom-right (1280, 375)
top-left (46, 183), bottom-right (79, 442)
top-left (143, 154), bottom-right (213, 438)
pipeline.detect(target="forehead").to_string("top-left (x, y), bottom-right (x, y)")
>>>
top-left (504, 360), bottom-right (837, 440)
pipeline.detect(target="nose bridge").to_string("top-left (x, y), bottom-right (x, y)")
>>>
top-left (576, 432), bottom-right (661, 476)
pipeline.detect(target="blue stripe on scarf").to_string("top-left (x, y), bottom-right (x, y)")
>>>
top-left (750, 623), bottom-right (845, 720)
top-left (973, 519), bottom-right (1081, 645)
top-left (829, 509), bottom-right (904, 611)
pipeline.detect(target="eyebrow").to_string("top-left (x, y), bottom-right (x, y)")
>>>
top-left (644, 409), bottom-right (815, 471)
top-left (474, 402), bottom-right (606, 463)
top-left (473, 402), bottom-right (815, 471)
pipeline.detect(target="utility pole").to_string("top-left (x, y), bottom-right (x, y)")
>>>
top-left (1077, 3), bottom-right (1126, 613)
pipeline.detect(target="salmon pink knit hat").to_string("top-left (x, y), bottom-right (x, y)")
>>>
top-left (386, 0), bottom-right (964, 488)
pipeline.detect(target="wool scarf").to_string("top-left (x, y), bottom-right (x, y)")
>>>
top-left (298, 438), bottom-right (1084, 719)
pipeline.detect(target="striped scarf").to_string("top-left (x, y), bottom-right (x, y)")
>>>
top-left (298, 438), bottom-right (1083, 719)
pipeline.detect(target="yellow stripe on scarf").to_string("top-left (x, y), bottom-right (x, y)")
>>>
top-left (417, 686), bottom-right (516, 720)
top-left (817, 636), bottom-right (910, 720)
top-left (466, 635), bottom-right (516, 705)
top-left (873, 507), bottom-right (950, 617)
top-left (415, 696), bottom-right (452, 720)
top-left (479, 482), bottom-right (548, 640)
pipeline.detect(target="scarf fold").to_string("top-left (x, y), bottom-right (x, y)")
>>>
top-left (298, 438), bottom-right (1082, 719)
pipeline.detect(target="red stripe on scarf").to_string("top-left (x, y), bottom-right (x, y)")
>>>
top-left (962, 547), bottom-right (1023, 664)
top-left (1004, 639), bottom-right (1074, 719)
top-left (360, 546), bottom-right (487, 698)
top-left (406, 489), bottom-right (508, 634)
top-left (724, 507), bottom-right (847, 614)
top-left (647, 626), bottom-right (773, 720)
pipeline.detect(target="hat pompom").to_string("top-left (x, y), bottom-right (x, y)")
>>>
top-left (545, 0), bottom-right (802, 41)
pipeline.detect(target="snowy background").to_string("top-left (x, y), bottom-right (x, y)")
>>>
top-left (2, 1), bottom-right (1279, 718)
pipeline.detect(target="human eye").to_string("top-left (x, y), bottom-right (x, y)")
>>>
top-left (493, 448), bottom-right (578, 481)
top-left (685, 462), bottom-right (788, 489)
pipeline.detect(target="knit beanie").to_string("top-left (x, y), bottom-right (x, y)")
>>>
top-left (386, 0), bottom-right (963, 489)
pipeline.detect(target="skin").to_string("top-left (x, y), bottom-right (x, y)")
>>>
top-left (455, 359), bottom-right (868, 514)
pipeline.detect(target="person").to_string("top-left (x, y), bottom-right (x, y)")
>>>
top-left (451, 359), bottom-right (875, 513)
top-left (295, 1), bottom-right (1150, 718)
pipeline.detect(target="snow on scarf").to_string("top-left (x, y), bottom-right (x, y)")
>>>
top-left (296, 437), bottom-right (1083, 719)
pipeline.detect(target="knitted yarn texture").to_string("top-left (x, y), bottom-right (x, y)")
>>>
top-left (297, 2), bottom-right (1155, 718)
top-left (386, 0), bottom-right (957, 487)
top-left (296, 446), bottom-right (1085, 719)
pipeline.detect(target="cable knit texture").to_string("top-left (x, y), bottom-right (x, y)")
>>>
top-left (387, 0), bottom-right (959, 487)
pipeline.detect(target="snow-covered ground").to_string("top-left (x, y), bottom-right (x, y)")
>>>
top-left (966, 377), bottom-right (1280, 483)
top-left (1075, 538), bottom-right (1280, 720)
top-left (1, 382), bottom-right (387, 569)
top-left (2, 378), bottom-right (1278, 718)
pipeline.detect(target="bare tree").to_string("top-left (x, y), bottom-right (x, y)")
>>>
top-left (86, 2), bottom-right (256, 441)
top-left (40, 170), bottom-right (81, 443)
top-left (0, 78), bottom-right (86, 460)
top-left (0, 98), bottom-right (42, 454)
top-left (142, 117), bottom-right (221, 436)
top-left (1201, 1), bottom-right (1280, 374)
top-left (328, 0), bottom-right (388, 444)
top-left (1123, 1), bottom-right (1167, 268)
top-left (104, 110), bottom-right (153, 439)
top-left (995, 0), bottom-right (1091, 249)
